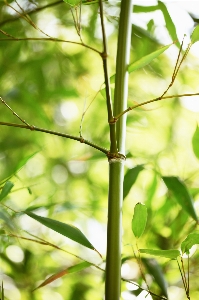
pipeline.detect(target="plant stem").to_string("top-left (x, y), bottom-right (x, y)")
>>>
top-left (105, 1), bottom-right (133, 299)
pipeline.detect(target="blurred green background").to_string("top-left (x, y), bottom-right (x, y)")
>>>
top-left (1, 1), bottom-right (199, 299)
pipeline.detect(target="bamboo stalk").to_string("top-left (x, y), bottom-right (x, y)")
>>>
top-left (105, 1), bottom-right (133, 299)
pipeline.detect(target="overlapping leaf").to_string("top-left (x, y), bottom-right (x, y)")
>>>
top-left (142, 258), bottom-right (168, 298)
top-left (140, 249), bottom-right (180, 259)
top-left (123, 165), bottom-right (143, 199)
top-left (132, 203), bottom-right (147, 238)
top-left (0, 181), bottom-right (14, 202)
top-left (181, 232), bottom-right (199, 254)
top-left (33, 261), bottom-right (92, 291)
top-left (162, 176), bottom-right (198, 222)
top-left (25, 212), bottom-right (98, 252)
top-left (128, 43), bottom-right (172, 73)
top-left (191, 25), bottom-right (199, 44)
top-left (192, 125), bottom-right (199, 159)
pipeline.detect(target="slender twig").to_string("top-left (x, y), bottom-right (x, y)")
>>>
top-left (99, 0), bottom-right (117, 154)
top-left (113, 92), bottom-right (199, 122)
top-left (134, 243), bottom-right (150, 292)
top-left (0, 36), bottom-right (100, 54)
top-left (187, 255), bottom-right (190, 298)
top-left (177, 258), bottom-right (188, 296)
top-left (0, 0), bottom-right (64, 27)
top-left (0, 121), bottom-right (108, 155)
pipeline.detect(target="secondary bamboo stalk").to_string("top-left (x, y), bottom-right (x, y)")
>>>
top-left (105, 1), bottom-right (133, 299)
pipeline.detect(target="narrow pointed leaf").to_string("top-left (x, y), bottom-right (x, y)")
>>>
top-left (33, 261), bottom-right (92, 291)
top-left (132, 203), bottom-right (147, 238)
top-left (0, 181), bottom-right (14, 202)
top-left (25, 212), bottom-right (96, 251)
top-left (191, 25), bottom-right (199, 44)
top-left (158, 1), bottom-right (180, 48)
top-left (162, 176), bottom-right (198, 222)
top-left (123, 165), bottom-right (143, 199)
top-left (192, 125), bottom-right (199, 159)
top-left (128, 44), bottom-right (172, 73)
top-left (142, 258), bottom-right (168, 298)
top-left (181, 232), bottom-right (199, 254)
top-left (140, 249), bottom-right (180, 259)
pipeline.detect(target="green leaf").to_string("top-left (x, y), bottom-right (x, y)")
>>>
top-left (33, 261), bottom-right (92, 291)
top-left (132, 203), bottom-right (147, 238)
top-left (123, 165), bottom-right (144, 199)
top-left (192, 125), bottom-right (199, 159)
top-left (140, 249), bottom-right (180, 259)
top-left (158, 1), bottom-right (180, 48)
top-left (0, 181), bottom-right (14, 202)
top-left (25, 212), bottom-right (96, 251)
top-left (128, 43), bottom-right (172, 73)
top-left (181, 232), bottom-right (199, 254)
top-left (191, 25), bottom-right (199, 44)
top-left (162, 176), bottom-right (198, 222)
top-left (142, 258), bottom-right (168, 298)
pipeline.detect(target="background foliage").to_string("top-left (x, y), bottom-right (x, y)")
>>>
top-left (1, 1), bottom-right (199, 299)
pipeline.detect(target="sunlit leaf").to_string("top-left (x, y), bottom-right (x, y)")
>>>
top-left (0, 181), bottom-right (14, 202)
top-left (158, 1), bottom-right (180, 48)
top-left (181, 232), bottom-right (199, 254)
top-left (33, 261), bottom-right (92, 291)
top-left (128, 43), bottom-right (172, 73)
top-left (192, 125), bottom-right (199, 159)
top-left (123, 165), bottom-right (144, 199)
top-left (132, 203), bottom-right (147, 238)
top-left (140, 249), bottom-right (180, 259)
top-left (162, 176), bottom-right (198, 222)
top-left (142, 258), bottom-right (168, 298)
top-left (191, 25), bottom-right (199, 44)
top-left (25, 212), bottom-right (97, 251)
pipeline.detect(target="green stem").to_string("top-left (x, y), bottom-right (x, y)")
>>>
top-left (105, 1), bottom-right (133, 299)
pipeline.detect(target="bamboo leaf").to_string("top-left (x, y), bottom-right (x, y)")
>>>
top-left (191, 25), bottom-right (199, 44)
top-left (142, 258), bottom-right (168, 298)
top-left (123, 165), bottom-right (143, 199)
top-left (192, 125), bottom-right (199, 159)
top-left (158, 1), bottom-right (180, 48)
top-left (132, 203), bottom-right (147, 238)
top-left (162, 176), bottom-right (198, 222)
top-left (181, 232), bottom-right (199, 254)
top-left (0, 181), bottom-right (14, 202)
top-left (128, 43), bottom-right (172, 73)
top-left (140, 249), bottom-right (180, 259)
top-left (25, 212), bottom-right (97, 251)
top-left (33, 261), bottom-right (92, 291)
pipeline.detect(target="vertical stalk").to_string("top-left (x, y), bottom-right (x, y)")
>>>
top-left (105, 1), bottom-right (133, 300)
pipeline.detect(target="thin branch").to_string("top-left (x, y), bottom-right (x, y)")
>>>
top-left (0, 0), bottom-right (64, 27)
top-left (113, 92), bottom-right (199, 122)
top-left (99, 0), bottom-right (117, 154)
top-left (0, 121), bottom-right (108, 155)
top-left (0, 36), bottom-right (100, 54)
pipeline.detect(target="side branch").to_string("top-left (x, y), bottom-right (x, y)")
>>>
top-left (0, 0), bottom-right (63, 27)
top-left (0, 122), bottom-right (108, 155)
top-left (0, 36), bottom-right (100, 54)
top-left (99, 0), bottom-right (117, 153)
top-left (113, 93), bottom-right (199, 122)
